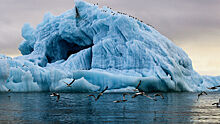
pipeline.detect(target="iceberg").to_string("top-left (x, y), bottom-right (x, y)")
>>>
top-left (0, 0), bottom-right (219, 92)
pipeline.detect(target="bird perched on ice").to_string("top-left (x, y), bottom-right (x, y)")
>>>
top-left (212, 99), bottom-right (220, 108)
top-left (64, 79), bottom-right (75, 87)
top-left (75, 6), bottom-right (80, 18)
top-left (88, 86), bottom-right (108, 101)
top-left (197, 91), bottom-right (207, 101)
top-left (50, 92), bottom-right (60, 102)
top-left (113, 93), bottom-right (130, 103)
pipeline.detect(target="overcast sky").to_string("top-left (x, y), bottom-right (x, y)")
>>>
top-left (0, 0), bottom-right (219, 75)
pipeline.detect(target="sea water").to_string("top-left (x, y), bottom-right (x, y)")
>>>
top-left (0, 92), bottom-right (220, 123)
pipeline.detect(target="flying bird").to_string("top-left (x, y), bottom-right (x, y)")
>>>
top-left (144, 94), bottom-right (157, 101)
top-left (132, 92), bottom-right (145, 98)
top-left (154, 93), bottom-right (164, 99)
top-left (207, 86), bottom-right (218, 90)
top-left (88, 86), bottom-right (108, 101)
top-left (197, 91), bottom-right (207, 101)
top-left (50, 92), bottom-right (60, 102)
top-left (123, 93), bottom-right (129, 100)
top-left (132, 92), bottom-right (157, 101)
top-left (64, 79), bottom-right (75, 87)
top-left (113, 99), bottom-right (128, 103)
top-left (113, 93), bottom-right (130, 103)
top-left (75, 6), bottom-right (80, 18)
top-left (134, 80), bottom-right (142, 91)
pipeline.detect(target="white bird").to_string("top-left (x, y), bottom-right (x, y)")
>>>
top-left (132, 92), bottom-right (145, 98)
top-left (132, 92), bottom-right (157, 101)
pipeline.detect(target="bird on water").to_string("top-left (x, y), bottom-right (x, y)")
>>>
top-left (132, 92), bottom-right (157, 101)
top-left (113, 93), bottom-right (130, 103)
top-left (212, 99), bottom-right (220, 108)
top-left (50, 92), bottom-right (60, 102)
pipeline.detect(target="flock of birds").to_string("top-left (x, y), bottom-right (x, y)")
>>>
top-left (48, 80), bottom-right (165, 103)
top-left (3, 2), bottom-right (220, 110)
top-left (47, 80), bottom-right (220, 108)
top-left (197, 85), bottom-right (220, 107)
top-left (5, 76), bottom-right (220, 107)
top-left (88, 80), bottom-right (164, 103)
top-left (75, 3), bottom-right (155, 29)
top-left (101, 5), bottom-right (155, 28)
top-left (56, 3), bottom-right (220, 106)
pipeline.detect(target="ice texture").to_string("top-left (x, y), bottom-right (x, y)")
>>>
top-left (0, 0), bottom-right (220, 92)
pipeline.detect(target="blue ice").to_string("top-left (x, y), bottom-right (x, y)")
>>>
top-left (0, 0), bottom-right (219, 92)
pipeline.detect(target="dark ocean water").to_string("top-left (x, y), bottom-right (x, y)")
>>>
top-left (0, 92), bottom-right (220, 124)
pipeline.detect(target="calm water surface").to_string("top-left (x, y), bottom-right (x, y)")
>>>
top-left (1, 92), bottom-right (220, 123)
